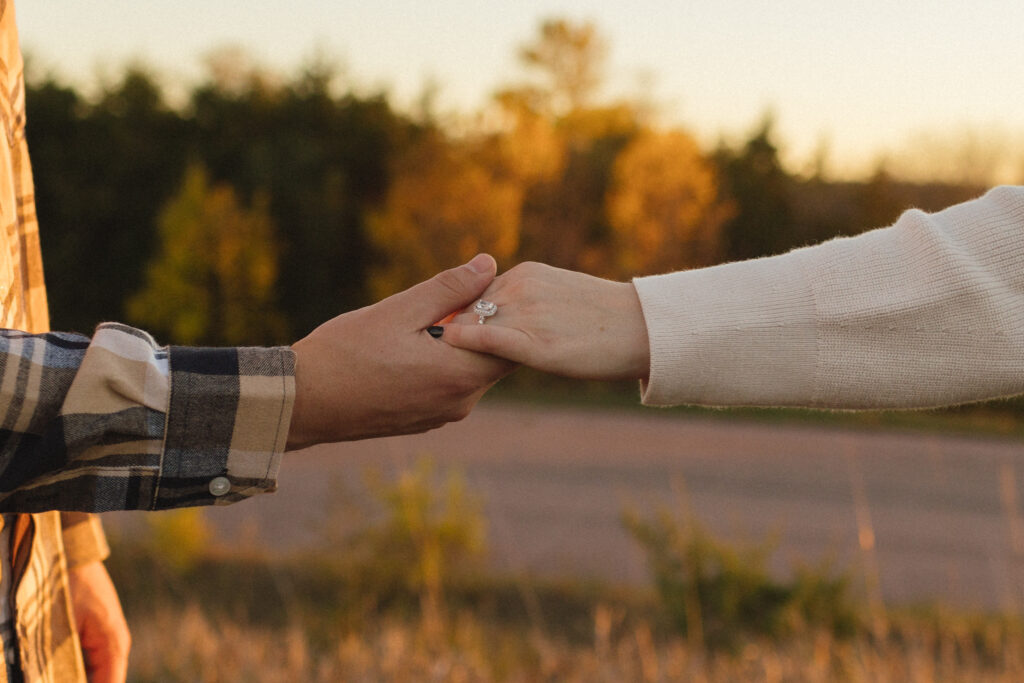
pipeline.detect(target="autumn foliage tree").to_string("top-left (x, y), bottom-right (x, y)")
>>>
top-left (508, 20), bottom-right (729, 278)
top-left (368, 132), bottom-right (523, 298)
top-left (27, 16), bottom-right (977, 362)
top-left (607, 130), bottom-right (730, 277)
top-left (27, 68), bottom-right (190, 332)
top-left (516, 18), bottom-right (608, 117)
top-left (128, 164), bottom-right (286, 345)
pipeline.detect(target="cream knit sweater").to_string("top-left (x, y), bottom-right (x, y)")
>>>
top-left (632, 185), bottom-right (1024, 409)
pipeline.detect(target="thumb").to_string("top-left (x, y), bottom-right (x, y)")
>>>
top-left (396, 254), bottom-right (497, 326)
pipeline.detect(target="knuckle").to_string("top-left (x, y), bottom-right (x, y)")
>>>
top-left (516, 261), bottom-right (543, 275)
top-left (506, 262), bottom-right (534, 281)
top-left (508, 274), bottom-right (545, 302)
top-left (434, 373), bottom-right (472, 401)
top-left (454, 372), bottom-right (482, 396)
top-left (521, 261), bottom-right (555, 281)
top-left (404, 417), bottom-right (441, 435)
top-left (448, 398), bottom-right (476, 422)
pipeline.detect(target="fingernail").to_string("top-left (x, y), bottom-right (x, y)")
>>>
top-left (466, 254), bottom-right (492, 273)
top-left (427, 326), bottom-right (444, 339)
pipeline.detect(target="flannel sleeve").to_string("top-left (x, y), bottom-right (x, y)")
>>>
top-left (0, 322), bottom-right (295, 512)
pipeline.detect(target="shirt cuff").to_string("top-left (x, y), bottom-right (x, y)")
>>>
top-left (153, 345), bottom-right (295, 509)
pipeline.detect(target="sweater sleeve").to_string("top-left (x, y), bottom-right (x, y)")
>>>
top-left (632, 185), bottom-right (1024, 409)
top-left (0, 323), bottom-right (295, 511)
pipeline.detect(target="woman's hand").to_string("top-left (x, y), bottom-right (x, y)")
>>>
top-left (442, 262), bottom-right (651, 381)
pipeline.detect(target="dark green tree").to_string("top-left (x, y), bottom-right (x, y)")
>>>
top-left (715, 116), bottom-right (798, 260)
top-left (27, 67), bottom-right (190, 332)
top-left (28, 56), bottom-right (413, 338)
top-left (189, 61), bottom-right (412, 336)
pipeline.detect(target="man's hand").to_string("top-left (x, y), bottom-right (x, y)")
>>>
top-left (68, 561), bottom-right (131, 683)
top-left (286, 254), bottom-right (515, 448)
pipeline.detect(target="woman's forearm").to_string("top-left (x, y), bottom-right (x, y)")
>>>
top-left (635, 185), bottom-right (1024, 409)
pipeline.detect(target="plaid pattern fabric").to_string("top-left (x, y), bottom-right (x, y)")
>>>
top-left (0, 324), bottom-right (295, 512)
top-left (0, 3), bottom-right (296, 680)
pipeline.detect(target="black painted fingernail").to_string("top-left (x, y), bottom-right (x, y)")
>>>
top-left (427, 326), bottom-right (444, 339)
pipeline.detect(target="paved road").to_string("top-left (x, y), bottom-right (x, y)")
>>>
top-left (105, 401), bottom-right (1024, 610)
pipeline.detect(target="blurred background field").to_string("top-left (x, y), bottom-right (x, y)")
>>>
top-left (102, 401), bottom-right (1024, 681)
top-left (16, 12), bottom-right (1024, 682)
top-left (24, 18), bottom-right (1010, 345)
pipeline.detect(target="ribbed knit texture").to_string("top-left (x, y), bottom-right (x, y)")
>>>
top-left (633, 186), bottom-right (1024, 409)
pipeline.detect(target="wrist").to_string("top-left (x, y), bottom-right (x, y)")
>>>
top-left (286, 339), bottom-right (314, 450)
top-left (617, 281), bottom-right (651, 381)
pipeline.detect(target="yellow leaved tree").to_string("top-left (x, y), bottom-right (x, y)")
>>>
top-left (606, 130), bottom-right (731, 277)
top-left (368, 134), bottom-right (523, 298)
top-left (128, 164), bottom-right (286, 345)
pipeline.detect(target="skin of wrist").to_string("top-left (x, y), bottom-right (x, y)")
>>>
top-left (285, 339), bottom-right (314, 450)
top-left (615, 281), bottom-right (651, 382)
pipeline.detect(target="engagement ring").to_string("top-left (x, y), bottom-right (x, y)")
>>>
top-left (473, 299), bottom-right (497, 324)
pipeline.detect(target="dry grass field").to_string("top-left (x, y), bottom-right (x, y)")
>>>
top-left (101, 402), bottom-right (1024, 681)
top-left (124, 604), bottom-right (1024, 682)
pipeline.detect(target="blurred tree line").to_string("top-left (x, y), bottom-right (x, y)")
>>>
top-left (25, 20), bottom-right (987, 345)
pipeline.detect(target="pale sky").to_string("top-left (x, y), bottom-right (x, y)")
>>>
top-left (15, 1), bottom-right (1024, 180)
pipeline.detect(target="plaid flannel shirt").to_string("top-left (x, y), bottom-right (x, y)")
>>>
top-left (0, 4), bottom-right (296, 680)
top-left (0, 326), bottom-right (295, 512)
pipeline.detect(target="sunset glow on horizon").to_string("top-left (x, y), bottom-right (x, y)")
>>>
top-left (16, 0), bottom-right (1024, 182)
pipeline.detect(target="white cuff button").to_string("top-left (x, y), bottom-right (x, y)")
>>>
top-left (209, 476), bottom-right (231, 497)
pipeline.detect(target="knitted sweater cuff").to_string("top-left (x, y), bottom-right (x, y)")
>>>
top-left (633, 252), bottom-right (818, 407)
top-left (632, 186), bottom-right (1024, 410)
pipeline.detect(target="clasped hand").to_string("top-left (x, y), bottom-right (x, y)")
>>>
top-left (286, 254), bottom-right (514, 448)
top-left (285, 257), bottom-right (648, 449)
top-left (442, 262), bottom-right (650, 382)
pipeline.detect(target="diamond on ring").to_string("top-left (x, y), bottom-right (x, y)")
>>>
top-left (473, 299), bottom-right (497, 324)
